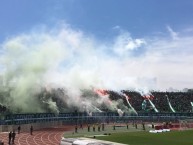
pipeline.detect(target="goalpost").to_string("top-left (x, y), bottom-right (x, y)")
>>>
top-left (179, 117), bottom-right (193, 131)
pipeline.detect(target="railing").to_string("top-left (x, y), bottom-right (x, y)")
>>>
top-left (1, 112), bottom-right (193, 125)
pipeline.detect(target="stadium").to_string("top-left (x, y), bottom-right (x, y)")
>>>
top-left (1, 88), bottom-right (193, 145)
top-left (1, 1), bottom-right (193, 145)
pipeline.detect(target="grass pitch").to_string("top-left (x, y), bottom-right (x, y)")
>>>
top-left (63, 124), bottom-right (193, 145)
top-left (96, 130), bottom-right (193, 145)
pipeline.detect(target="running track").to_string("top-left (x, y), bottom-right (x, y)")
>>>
top-left (0, 126), bottom-right (73, 145)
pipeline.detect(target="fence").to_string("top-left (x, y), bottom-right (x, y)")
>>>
top-left (1, 112), bottom-right (193, 125)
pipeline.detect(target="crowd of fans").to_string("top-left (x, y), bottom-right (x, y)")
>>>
top-left (1, 87), bottom-right (193, 114)
top-left (0, 104), bottom-right (6, 113)
top-left (107, 90), bottom-right (193, 113)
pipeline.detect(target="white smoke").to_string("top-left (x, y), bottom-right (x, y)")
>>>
top-left (0, 23), bottom-right (193, 112)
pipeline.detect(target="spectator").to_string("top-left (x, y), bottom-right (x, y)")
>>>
top-left (93, 124), bottom-right (95, 132)
top-left (30, 125), bottom-right (33, 135)
top-left (142, 122), bottom-right (145, 130)
top-left (18, 125), bottom-right (21, 134)
top-left (102, 123), bottom-right (105, 131)
top-left (135, 123), bottom-right (138, 129)
top-left (126, 123), bottom-right (129, 129)
top-left (80, 123), bottom-right (83, 129)
top-left (12, 130), bottom-right (16, 144)
top-left (98, 124), bottom-right (101, 132)
top-left (113, 123), bottom-right (116, 130)
top-left (87, 124), bottom-right (90, 132)
top-left (152, 122), bottom-right (154, 128)
top-left (75, 125), bottom-right (78, 133)
top-left (8, 131), bottom-right (12, 145)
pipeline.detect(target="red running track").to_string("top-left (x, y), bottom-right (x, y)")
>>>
top-left (0, 126), bottom-right (73, 145)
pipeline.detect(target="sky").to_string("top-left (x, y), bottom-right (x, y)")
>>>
top-left (0, 0), bottom-right (193, 91)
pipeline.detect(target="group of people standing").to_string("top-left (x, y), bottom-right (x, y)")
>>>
top-left (86, 123), bottom-right (105, 132)
top-left (8, 125), bottom-right (33, 144)
top-left (8, 131), bottom-right (16, 145)
top-left (74, 123), bottom-right (105, 133)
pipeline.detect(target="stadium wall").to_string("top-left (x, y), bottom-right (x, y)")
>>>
top-left (1, 112), bottom-right (193, 132)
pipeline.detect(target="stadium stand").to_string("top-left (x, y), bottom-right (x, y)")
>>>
top-left (1, 89), bottom-right (193, 114)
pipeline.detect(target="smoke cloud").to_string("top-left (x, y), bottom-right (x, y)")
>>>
top-left (0, 23), bottom-right (193, 113)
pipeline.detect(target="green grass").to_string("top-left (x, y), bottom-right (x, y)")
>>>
top-left (63, 125), bottom-right (193, 145)
top-left (96, 130), bottom-right (193, 145)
